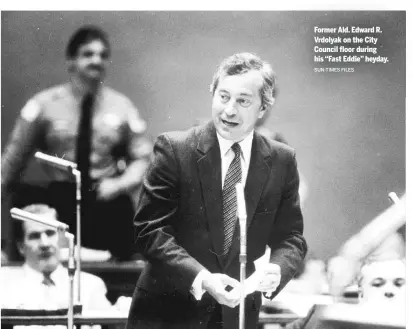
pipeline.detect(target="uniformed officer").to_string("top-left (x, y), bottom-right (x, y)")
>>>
top-left (2, 25), bottom-right (152, 261)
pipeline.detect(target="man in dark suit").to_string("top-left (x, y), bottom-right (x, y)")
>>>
top-left (127, 52), bottom-right (307, 329)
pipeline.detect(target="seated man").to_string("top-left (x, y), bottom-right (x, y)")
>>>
top-left (358, 258), bottom-right (406, 306)
top-left (327, 194), bottom-right (406, 297)
top-left (0, 204), bottom-right (113, 311)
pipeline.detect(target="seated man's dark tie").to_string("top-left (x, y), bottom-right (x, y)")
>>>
top-left (42, 272), bottom-right (55, 287)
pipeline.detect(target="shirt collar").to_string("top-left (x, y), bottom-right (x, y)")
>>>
top-left (23, 263), bottom-right (65, 284)
top-left (69, 77), bottom-right (103, 100)
top-left (216, 129), bottom-right (254, 161)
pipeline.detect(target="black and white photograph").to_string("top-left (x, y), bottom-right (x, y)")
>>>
top-left (1, 9), bottom-right (408, 329)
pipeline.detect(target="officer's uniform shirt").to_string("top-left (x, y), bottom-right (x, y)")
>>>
top-left (2, 83), bottom-right (152, 190)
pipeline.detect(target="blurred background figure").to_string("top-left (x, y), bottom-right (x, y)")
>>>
top-left (327, 193), bottom-right (405, 298)
top-left (0, 204), bottom-right (114, 312)
top-left (282, 255), bottom-right (329, 296)
top-left (1, 25), bottom-right (152, 261)
top-left (358, 258), bottom-right (405, 306)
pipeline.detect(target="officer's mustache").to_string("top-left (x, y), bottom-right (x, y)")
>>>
top-left (87, 65), bottom-right (104, 72)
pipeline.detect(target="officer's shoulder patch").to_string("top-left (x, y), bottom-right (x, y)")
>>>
top-left (129, 116), bottom-right (147, 134)
top-left (20, 99), bottom-right (41, 122)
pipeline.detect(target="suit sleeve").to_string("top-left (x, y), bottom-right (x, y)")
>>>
top-left (266, 152), bottom-right (308, 299)
top-left (133, 134), bottom-right (205, 294)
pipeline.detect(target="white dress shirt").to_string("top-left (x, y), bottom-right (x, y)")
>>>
top-left (217, 131), bottom-right (254, 189)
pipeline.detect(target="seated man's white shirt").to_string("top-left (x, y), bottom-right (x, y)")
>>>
top-left (1, 263), bottom-right (113, 329)
top-left (1, 263), bottom-right (112, 310)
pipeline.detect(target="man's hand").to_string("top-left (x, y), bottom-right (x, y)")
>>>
top-left (201, 273), bottom-right (241, 308)
top-left (96, 177), bottom-right (123, 201)
top-left (256, 263), bottom-right (281, 297)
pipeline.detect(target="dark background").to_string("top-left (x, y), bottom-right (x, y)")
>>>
top-left (1, 11), bottom-right (405, 261)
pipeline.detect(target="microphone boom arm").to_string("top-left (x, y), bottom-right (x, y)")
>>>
top-left (10, 208), bottom-right (69, 231)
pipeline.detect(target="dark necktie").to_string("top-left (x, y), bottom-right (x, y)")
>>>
top-left (222, 143), bottom-right (242, 257)
top-left (76, 93), bottom-right (94, 199)
top-left (42, 273), bottom-right (55, 287)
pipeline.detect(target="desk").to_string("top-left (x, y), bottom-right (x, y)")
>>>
top-left (1, 312), bottom-right (128, 326)
top-left (2, 304), bottom-right (405, 329)
top-left (1, 311), bottom-right (299, 326)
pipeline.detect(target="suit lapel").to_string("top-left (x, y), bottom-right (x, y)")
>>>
top-left (225, 132), bottom-right (272, 268)
top-left (197, 122), bottom-right (226, 268)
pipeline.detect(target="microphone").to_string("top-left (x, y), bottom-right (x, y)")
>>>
top-left (35, 152), bottom-right (77, 171)
top-left (10, 207), bottom-right (69, 232)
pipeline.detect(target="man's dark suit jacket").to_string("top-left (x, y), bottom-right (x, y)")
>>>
top-left (127, 121), bottom-right (307, 329)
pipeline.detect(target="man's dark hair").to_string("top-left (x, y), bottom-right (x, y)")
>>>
top-left (12, 218), bottom-right (24, 244)
top-left (65, 25), bottom-right (111, 59)
top-left (210, 52), bottom-right (277, 110)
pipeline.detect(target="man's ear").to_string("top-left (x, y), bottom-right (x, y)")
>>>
top-left (258, 105), bottom-right (268, 119)
top-left (17, 242), bottom-right (25, 256)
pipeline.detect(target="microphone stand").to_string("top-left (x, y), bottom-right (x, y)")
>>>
top-left (34, 152), bottom-right (82, 305)
top-left (236, 184), bottom-right (247, 329)
top-left (10, 208), bottom-right (76, 329)
top-left (72, 167), bottom-right (82, 303)
top-left (66, 232), bottom-right (76, 329)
